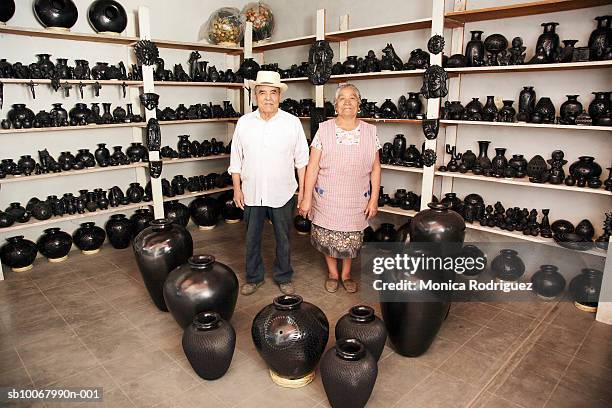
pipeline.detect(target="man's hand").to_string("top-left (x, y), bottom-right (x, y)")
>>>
top-left (364, 198), bottom-right (378, 220)
top-left (233, 189), bottom-right (245, 210)
top-left (298, 198), bottom-right (311, 218)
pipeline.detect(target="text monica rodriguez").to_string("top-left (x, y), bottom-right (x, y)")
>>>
top-left (373, 280), bottom-right (533, 293)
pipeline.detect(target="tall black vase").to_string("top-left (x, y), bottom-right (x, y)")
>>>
top-left (132, 219), bottom-right (193, 312)
top-left (380, 202), bottom-right (465, 357)
top-left (105, 213), bottom-right (133, 249)
top-left (320, 339), bottom-right (377, 408)
top-left (164, 254), bottom-right (238, 328)
top-left (335, 305), bottom-right (387, 361)
top-left (182, 312), bottom-right (236, 380)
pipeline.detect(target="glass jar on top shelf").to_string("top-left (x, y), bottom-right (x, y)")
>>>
top-left (241, 2), bottom-right (275, 44)
top-left (204, 7), bottom-right (244, 47)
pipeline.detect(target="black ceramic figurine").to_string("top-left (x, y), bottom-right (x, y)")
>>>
top-left (420, 65), bottom-right (448, 99)
top-left (134, 40), bottom-right (159, 66)
top-left (307, 40), bottom-right (333, 85)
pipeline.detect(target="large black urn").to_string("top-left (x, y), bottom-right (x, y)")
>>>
top-left (72, 222), bottom-right (105, 255)
top-left (164, 254), bottom-right (238, 328)
top-left (105, 214), bottom-right (133, 249)
top-left (0, 236), bottom-right (38, 272)
top-left (252, 295), bottom-right (329, 387)
top-left (189, 196), bottom-right (219, 230)
top-left (182, 311), bottom-right (236, 380)
top-left (37, 227), bottom-right (72, 262)
top-left (380, 202), bottom-right (465, 357)
top-left (133, 219), bottom-right (193, 312)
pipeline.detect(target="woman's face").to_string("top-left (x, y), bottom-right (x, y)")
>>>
top-left (335, 87), bottom-right (359, 118)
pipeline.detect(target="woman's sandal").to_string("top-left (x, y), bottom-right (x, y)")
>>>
top-left (325, 278), bottom-right (339, 293)
top-left (342, 279), bottom-right (358, 293)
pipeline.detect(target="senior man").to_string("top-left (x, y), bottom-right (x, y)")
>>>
top-left (228, 71), bottom-right (309, 296)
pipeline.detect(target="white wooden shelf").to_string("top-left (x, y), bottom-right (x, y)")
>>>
top-left (151, 38), bottom-right (243, 54)
top-left (446, 60), bottom-right (612, 76)
top-left (0, 162), bottom-right (145, 185)
top-left (158, 118), bottom-right (239, 126)
top-left (282, 77), bottom-right (309, 83)
top-left (297, 117), bottom-right (422, 125)
top-left (0, 25), bottom-right (138, 45)
top-left (162, 155), bottom-right (229, 164)
top-left (252, 35), bottom-right (316, 51)
top-left (153, 81), bottom-right (243, 88)
top-left (325, 17), bottom-right (461, 42)
top-left (378, 206), bottom-right (418, 217)
top-left (0, 202), bottom-right (150, 233)
top-left (0, 78), bottom-right (143, 86)
top-left (381, 164), bottom-right (424, 174)
top-left (445, 0), bottom-right (612, 24)
top-left (435, 172), bottom-right (611, 196)
top-left (328, 69), bottom-right (425, 82)
top-left (0, 122), bottom-right (144, 135)
top-left (440, 120), bottom-right (612, 132)
top-left (162, 186), bottom-right (233, 202)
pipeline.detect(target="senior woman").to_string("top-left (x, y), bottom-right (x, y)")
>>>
top-left (299, 83), bottom-right (381, 293)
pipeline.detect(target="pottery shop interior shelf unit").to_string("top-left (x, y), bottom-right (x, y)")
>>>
top-left (0, 6), bottom-right (240, 278)
top-left (243, 1), bottom-right (612, 322)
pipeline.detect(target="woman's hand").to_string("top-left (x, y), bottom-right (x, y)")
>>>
top-left (364, 198), bottom-right (378, 220)
top-left (298, 198), bottom-right (312, 218)
top-left (233, 189), bottom-right (245, 210)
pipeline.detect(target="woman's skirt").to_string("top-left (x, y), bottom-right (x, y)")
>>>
top-left (311, 224), bottom-right (364, 259)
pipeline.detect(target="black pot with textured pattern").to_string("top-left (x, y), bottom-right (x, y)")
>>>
top-left (252, 295), bottom-right (329, 385)
top-left (182, 312), bottom-right (236, 380)
top-left (320, 339), bottom-right (377, 408)
top-left (37, 227), bottom-right (72, 262)
top-left (164, 255), bottom-right (238, 328)
top-left (133, 219), bottom-right (193, 312)
top-left (335, 305), bottom-right (387, 361)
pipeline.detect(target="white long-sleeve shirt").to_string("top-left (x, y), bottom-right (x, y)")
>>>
top-left (228, 109), bottom-right (309, 208)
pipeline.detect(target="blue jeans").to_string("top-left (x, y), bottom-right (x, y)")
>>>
top-left (244, 196), bottom-right (295, 284)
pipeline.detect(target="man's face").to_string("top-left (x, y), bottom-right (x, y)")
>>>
top-left (255, 85), bottom-right (280, 115)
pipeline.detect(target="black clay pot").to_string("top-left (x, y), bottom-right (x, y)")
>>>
top-left (105, 214), bottom-right (133, 249)
top-left (88, 0), bottom-right (127, 34)
top-left (72, 222), bottom-right (105, 254)
top-left (373, 223), bottom-right (397, 243)
top-left (465, 30), bottom-right (485, 66)
top-left (94, 143), bottom-right (111, 167)
top-left (294, 215), bottom-right (311, 235)
top-left (570, 268), bottom-right (603, 312)
top-left (131, 208), bottom-right (154, 237)
top-left (238, 58), bottom-right (260, 80)
top-left (34, 0), bottom-right (78, 30)
top-left (126, 182), bottom-right (144, 203)
top-left (164, 254), bottom-right (238, 328)
top-left (189, 196), bottom-right (219, 230)
top-left (463, 98), bottom-right (484, 121)
top-left (560, 95), bottom-right (583, 125)
top-left (569, 156), bottom-right (602, 181)
top-left (0, 211), bottom-right (15, 228)
top-left (164, 200), bottom-right (190, 227)
top-left (536, 22), bottom-right (560, 63)
top-left (531, 265), bottom-right (566, 299)
top-left (8, 104), bottom-right (35, 126)
top-left (182, 311), bottom-right (236, 380)
top-left (252, 295), bottom-right (329, 385)
top-left (575, 219), bottom-right (595, 240)
top-left (320, 339), bottom-right (377, 408)
top-left (0, 0), bottom-right (15, 24)
top-left (335, 305), bottom-right (387, 361)
top-left (534, 97), bottom-right (556, 123)
top-left (460, 244), bottom-right (487, 276)
top-left (37, 227), bottom-right (71, 262)
top-left (218, 191), bottom-right (242, 223)
top-left (30, 201), bottom-right (52, 221)
top-left (491, 249), bottom-right (525, 282)
top-left (133, 219), bottom-right (193, 311)
top-left (517, 86), bottom-right (536, 122)
top-left (589, 16), bottom-right (611, 61)
top-left (69, 103), bottom-right (91, 125)
top-left (392, 134), bottom-right (406, 161)
top-left (381, 202), bottom-right (465, 357)
top-left (0, 236), bottom-right (38, 272)
top-left (551, 219), bottom-right (574, 235)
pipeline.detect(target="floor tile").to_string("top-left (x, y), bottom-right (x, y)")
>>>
top-left (103, 349), bottom-right (175, 384)
top-left (395, 371), bottom-right (481, 408)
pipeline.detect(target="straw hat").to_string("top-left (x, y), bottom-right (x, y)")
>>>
top-left (247, 70), bottom-right (288, 93)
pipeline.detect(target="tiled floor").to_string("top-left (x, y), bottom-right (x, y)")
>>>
top-left (1, 221), bottom-right (611, 408)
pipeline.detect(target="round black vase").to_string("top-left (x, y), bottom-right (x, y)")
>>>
top-left (531, 265), bottom-right (566, 299)
top-left (164, 254), bottom-right (238, 328)
top-left (218, 191), bottom-right (242, 223)
top-left (189, 196), bottom-right (219, 230)
top-left (182, 312), bottom-right (236, 380)
top-left (164, 200), bottom-right (190, 227)
top-left (380, 202), bottom-right (465, 357)
top-left (105, 214), bottom-right (133, 249)
top-left (320, 339), bottom-right (377, 408)
top-left (131, 208), bottom-right (154, 237)
top-left (294, 215), bottom-right (312, 235)
top-left (88, 0), bottom-right (127, 34)
top-left (133, 219), bottom-right (193, 312)
top-left (570, 268), bottom-right (603, 313)
top-left (0, 236), bottom-right (38, 272)
top-left (335, 305), bottom-right (387, 361)
top-left (33, 0), bottom-right (78, 30)
top-left (491, 249), bottom-right (525, 282)
top-left (37, 227), bottom-right (72, 263)
top-left (72, 222), bottom-right (105, 255)
top-left (252, 295), bottom-right (329, 387)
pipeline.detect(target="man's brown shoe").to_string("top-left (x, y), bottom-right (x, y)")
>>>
top-left (241, 281), bottom-right (264, 296)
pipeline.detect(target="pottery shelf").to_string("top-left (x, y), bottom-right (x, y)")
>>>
top-left (0, 122), bottom-right (143, 135)
top-left (162, 186), bottom-right (233, 202)
top-left (0, 25), bottom-right (139, 45)
top-left (0, 78), bottom-right (144, 86)
top-left (153, 81), bottom-right (243, 88)
top-left (381, 164), bottom-right (424, 174)
top-left (297, 117), bottom-right (423, 125)
top-left (282, 77), bottom-right (309, 83)
top-left (0, 202), bottom-right (150, 233)
top-left (325, 17), bottom-right (462, 42)
top-left (440, 120), bottom-right (612, 132)
top-left (162, 154), bottom-right (230, 164)
top-left (158, 118), bottom-right (239, 126)
top-left (446, 60), bottom-right (612, 76)
top-left (444, 0), bottom-right (612, 24)
top-left (378, 206), bottom-right (607, 258)
top-left (147, 39), bottom-right (243, 54)
top-left (252, 35), bottom-right (317, 51)
top-left (328, 69), bottom-right (426, 82)
top-left (0, 162), bottom-right (146, 185)
top-left (435, 172), bottom-right (612, 196)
